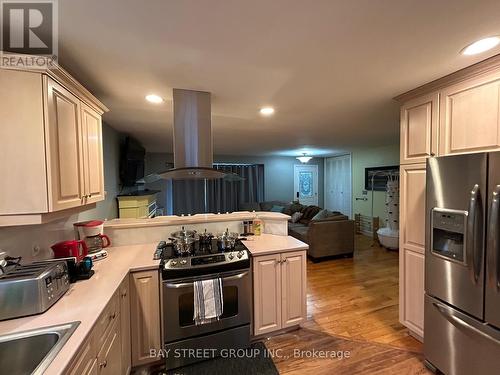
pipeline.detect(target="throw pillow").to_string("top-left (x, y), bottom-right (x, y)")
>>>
top-left (290, 212), bottom-right (303, 223)
top-left (270, 205), bottom-right (285, 213)
top-left (301, 205), bottom-right (321, 220)
top-left (311, 209), bottom-right (331, 221)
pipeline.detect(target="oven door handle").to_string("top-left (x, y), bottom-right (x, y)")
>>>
top-left (164, 271), bottom-right (249, 289)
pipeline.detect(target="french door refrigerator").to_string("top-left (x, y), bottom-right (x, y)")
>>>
top-left (425, 152), bottom-right (500, 374)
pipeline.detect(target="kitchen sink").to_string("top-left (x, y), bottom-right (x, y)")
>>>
top-left (0, 321), bottom-right (80, 375)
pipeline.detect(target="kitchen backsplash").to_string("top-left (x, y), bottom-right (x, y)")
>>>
top-left (0, 216), bottom-right (79, 262)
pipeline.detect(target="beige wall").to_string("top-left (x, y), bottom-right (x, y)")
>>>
top-left (351, 144), bottom-right (400, 223)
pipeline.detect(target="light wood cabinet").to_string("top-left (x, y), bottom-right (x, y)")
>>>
top-left (253, 250), bottom-right (306, 336)
top-left (130, 270), bottom-right (161, 367)
top-left (0, 61), bottom-right (107, 226)
top-left (281, 251), bottom-right (307, 328)
top-left (400, 249), bottom-right (425, 338)
top-left (81, 103), bottom-right (105, 204)
top-left (120, 276), bottom-right (131, 375)
top-left (439, 70), bottom-right (500, 155)
top-left (67, 332), bottom-right (97, 375)
top-left (45, 77), bottom-right (86, 211)
top-left (400, 92), bottom-right (439, 164)
top-left (399, 164), bottom-right (426, 254)
top-left (253, 253), bottom-right (282, 335)
top-left (0, 70), bottom-right (48, 214)
top-left (97, 319), bottom-right (122, 375)
top-left (67, 277), bottom-right (133, 375)
top-left (399, 163), bottom-right (426, 340)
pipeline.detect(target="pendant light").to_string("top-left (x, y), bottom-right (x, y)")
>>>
top-left (296, 153), bottom-right (312, 163)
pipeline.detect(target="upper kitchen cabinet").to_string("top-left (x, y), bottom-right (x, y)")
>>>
top-left (81, 102), bottom-right (105, 205)
top-left (400, 92), bottom-right (439, 164)
top-left (396, 55), bottom-right (500, 160)
top-left (45, 77), bottom-right (86, 211)
top-left (439, 70), bottom-right (500, 155)
top-left (0, 59), bottom-right (108, 226)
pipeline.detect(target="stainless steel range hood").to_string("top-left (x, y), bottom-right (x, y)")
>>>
top-left (157, 89), bottom-right (228, 180)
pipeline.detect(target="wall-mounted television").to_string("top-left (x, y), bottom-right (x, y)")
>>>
top-left (120, 136), bottom-right (145, 187)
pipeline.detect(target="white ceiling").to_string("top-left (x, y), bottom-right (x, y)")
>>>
top-left (58, 0), bottom-right (500, 156)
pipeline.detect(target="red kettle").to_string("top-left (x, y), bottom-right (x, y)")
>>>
top-left (51, 240), bottom-right (89, 263)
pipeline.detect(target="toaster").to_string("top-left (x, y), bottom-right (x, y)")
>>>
top-left (0, 261), bottom-right (70, 320)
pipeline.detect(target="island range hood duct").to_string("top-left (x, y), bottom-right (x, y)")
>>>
top-left (157, 89), bottom-right (228, 180)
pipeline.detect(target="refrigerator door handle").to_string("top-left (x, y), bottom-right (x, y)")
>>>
top-left (467, 184), bottom-right (482, 284)
top-left (433, 301), bottom-right (500, 345)
top-left (488, 185), bottom-right (500, 289)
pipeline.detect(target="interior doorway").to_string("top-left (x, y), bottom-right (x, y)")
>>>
top-left (324, 154), bottom-right (352, 217)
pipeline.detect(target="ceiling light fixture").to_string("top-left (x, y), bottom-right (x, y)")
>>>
top-left (296, 153), bottom-right (312, 163)
top-left (259, 107), bottom-right (275, 116)
top-left (461, 36), bottom-right (500, 56)
top-left (145, 94), bottom-right (164, 104)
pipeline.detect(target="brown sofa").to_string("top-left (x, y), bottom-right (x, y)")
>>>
top-left (241, 201), bottom-right (355, 261)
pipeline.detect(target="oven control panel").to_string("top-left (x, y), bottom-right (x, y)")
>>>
top-left (164, 250), bottom-right (250, 270)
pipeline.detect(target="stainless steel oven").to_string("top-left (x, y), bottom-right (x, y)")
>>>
top-left (162, 268), bottom-right (251, 369)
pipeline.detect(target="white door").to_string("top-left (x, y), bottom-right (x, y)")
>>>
top-left (294, 164), bottom-right (318, 206)
top-left (324, 154), bottom-right (352, 217)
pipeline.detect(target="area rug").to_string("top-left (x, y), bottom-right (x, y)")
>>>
top-left (157, 342), bottom-right (279, 375)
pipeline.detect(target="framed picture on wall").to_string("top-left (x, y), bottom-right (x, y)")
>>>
top-left (364, 166), bottom-right (399, 191)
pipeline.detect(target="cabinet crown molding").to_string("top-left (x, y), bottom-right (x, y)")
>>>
top-left (394, 53), bottom-right (500, 103)
top-left (0, 53), bottom-right (109, 114)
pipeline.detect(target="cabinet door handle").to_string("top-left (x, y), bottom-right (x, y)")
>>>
top-left (121, 291), bottom-right (127, 298)
top-left (99, 360), bottom-right (107, 368)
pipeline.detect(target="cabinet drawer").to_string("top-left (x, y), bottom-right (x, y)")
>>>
top-left (97, 318), bottom-right (122, 375)
top-left (95, 290), bottom-right (120, 350)
top-left (66, 331), bottom-right (97, 375)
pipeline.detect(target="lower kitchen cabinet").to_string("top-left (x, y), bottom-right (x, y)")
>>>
top-left (130, 270), bottom-right (162, 367)
top-left (67, 276), bottom-right (132, 374)
top-left (65, 271), bottom-right (162, 374)
top-left (399, 163), bottom-right (426, 340)
top-left (400, 248), bottom-right (425, 338)
top-left (67, 332), bottom-right (97, 375)
top-left (67, 304), bottom-right (122, 375)
top-left (253, 250), bottom-right (306, 336)
top-left (120, 276), bottom-right (131, 375)
top-left (97, 319), bottom-right (122, 375)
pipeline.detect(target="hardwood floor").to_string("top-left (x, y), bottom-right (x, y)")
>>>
top-left (265, 235), bottom-right (429, 374)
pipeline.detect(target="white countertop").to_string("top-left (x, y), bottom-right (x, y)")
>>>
top-left (0, 234), bottom-right (306, 374)
top-left (243, 234), bottom-right (308, 256)
top-left (0, 243), bottom-right (159, 375)
top-left (104, 211), bottom-right (290, 229)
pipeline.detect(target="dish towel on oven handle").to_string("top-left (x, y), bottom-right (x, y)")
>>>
top-left (193, 277), bottom-right (224, 325)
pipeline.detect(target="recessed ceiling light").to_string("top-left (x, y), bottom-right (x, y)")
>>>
top-left (259, 107), bottom-right (275, 116)
top-left (462, 36), bottom-right (500, 56)
top-left (145, 94), bottom-right (164, 104)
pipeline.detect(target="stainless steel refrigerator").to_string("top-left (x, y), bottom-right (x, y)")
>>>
top-left (425, 152), bottom-right (500, 374)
